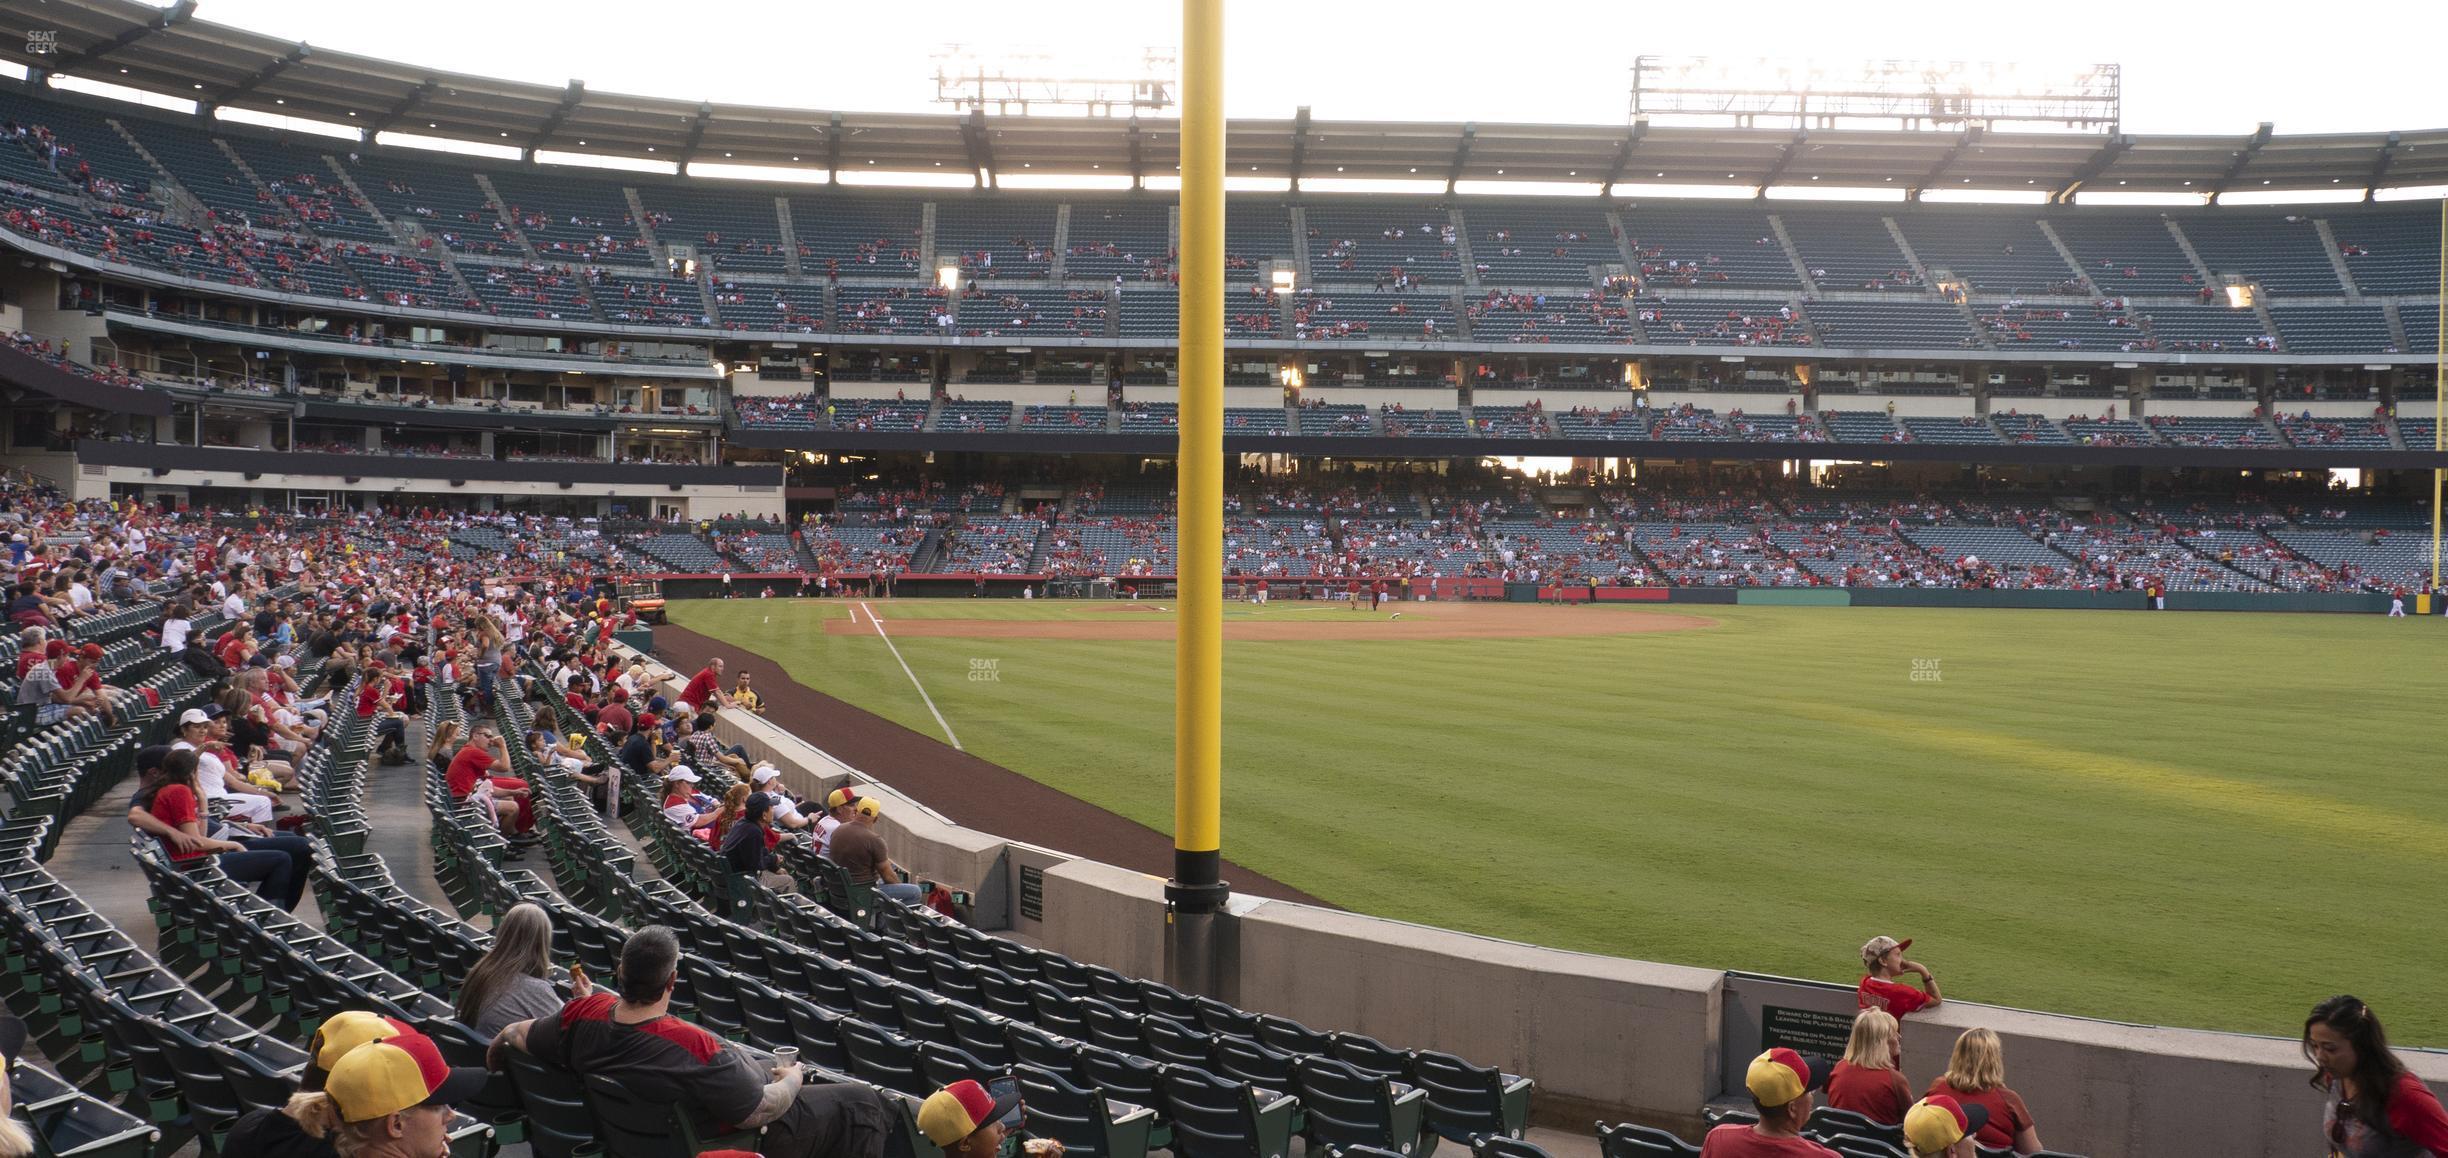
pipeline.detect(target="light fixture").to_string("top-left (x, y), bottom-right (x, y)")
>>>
top-left (936, 258), bottom-right (962, 292)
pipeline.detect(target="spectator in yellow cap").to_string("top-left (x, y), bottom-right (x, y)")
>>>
top-left (1700, 1048), bottom-right (1839, 1157)
top-left (917, 1079), bottom-right (1021, 1158)
top-left (1901, 1095), bottom-right (1989, 1158)
top-left (262, 1027), bottom-right (485, 1158)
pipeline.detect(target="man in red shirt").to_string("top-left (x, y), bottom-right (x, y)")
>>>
top-left (1700, 1049), bottom-right (1839, 1157)
top-left (445, 724), bottom-right (534, 838)
top-left (1857, 936), bottom-right (1941, 1018)
top-left (354, 659), bottom-right (410, 763)
top-left (678, 657), bottom-right (725, 715)
top-left (596, 687), bottom-right (633, 736)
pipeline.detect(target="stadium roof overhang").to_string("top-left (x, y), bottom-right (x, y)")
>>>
top-left (6, 0), bottom-right (2448, 198)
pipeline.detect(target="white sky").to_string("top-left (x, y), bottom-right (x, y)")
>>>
top-left (170, 0), bottom-right (2448, 136)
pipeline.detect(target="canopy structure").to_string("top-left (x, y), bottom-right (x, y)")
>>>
top-left (2, 0), bottom-right (2441, 200)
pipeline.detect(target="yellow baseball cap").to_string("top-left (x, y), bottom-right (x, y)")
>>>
top-left (1903, 1095), bottom-right (1990, 1155)
top-left (303, 1011), bottom-right (410, 1090)
top-left (322, 1029), bottom-right (487, 1123)
top-left (1743, 1048), bottom-right (1832, 1108)
top-left (917, 1080), bottom-right (1020, 1146)
top-left (855, 796), bottom-right (882, 818)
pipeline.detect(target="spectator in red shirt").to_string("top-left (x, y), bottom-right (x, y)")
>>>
top-left (1700, 1049), bottom-right (1838, 1157)
top-left (124, 745), bottom-right (304, 910)
top-left (1925, 1029), bottom-right (2041, 1155)
top-left (1828, 1009), bottom-right (1912, 1126)
top-left (446, 725), bottom-right (535, 839)
top-left (1858, 935), bottom-right (1941, 1018)
top-left (354, 659), bottom-right (409, 763)
top-left (678, 657), bottom-right (725, 715)
top-left (596, 687), bottom-right (634, 736)
top-left (2306, 995), bottom-right (2448, 1158)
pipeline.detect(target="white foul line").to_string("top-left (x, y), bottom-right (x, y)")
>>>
top-left (860, 601), bottom-right (961, 750)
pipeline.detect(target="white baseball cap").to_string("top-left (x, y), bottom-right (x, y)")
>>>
top-left (663, 765), bottom-right (699, 782)
top-left (176, 707), bottom-right (218, 727)
top-left (750, 764), bottom-right (780, 784)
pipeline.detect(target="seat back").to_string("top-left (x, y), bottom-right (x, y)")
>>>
top-left (1823, 1135), bottom-right (1908, 1158)
top-left (1805, 1108), bottom-right (1901, 1149)
top-left (1291, 1056), bottom-right (1402, 1151)
top-left (1212, 1035), bottom-right (1297, 1091)
top-left (1596, 1122), bottom-right (1700, 1158)
top-left (1476, 1138), bottom-right (1556, 1158)
top-left (582, 1072), bottom-right (696, 1158)
top-left (1410, 1050), bottom-right (1520, 1142)
top-left (1159, 1066), bottom-right (1261, 1158)
top-left (505, 1051), bottom-right (596, 1158)
top-left (1015, 1063), bottom-right (1128, 1158)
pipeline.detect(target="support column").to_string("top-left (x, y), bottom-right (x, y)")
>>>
top-left (1167, 0), bottom-right (1230, 997)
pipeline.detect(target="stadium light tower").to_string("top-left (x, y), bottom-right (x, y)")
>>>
top-left (1168, 0), bottom-right (1228, 996)
top-left (931, 44), bottom-right (1177, 117)
top-left (1630, 55), bottom-right (2121, 133)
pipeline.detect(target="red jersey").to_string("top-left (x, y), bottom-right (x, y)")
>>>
top-left (1696, 1125), bottom-right (1838, 1157)
top-left (146, 783), bottom-right (208, 864)
top-left (1925, 1080), bottom-right (2034, 1151)
top-left (1857, 975), bottom-right (1933, 1017)
top-left (680, 666), bottom-right (720, 709)
top-left (1826, 1061), bottom-right (1911, 1126)
top-left (444, 745), bottom-right (492, 799)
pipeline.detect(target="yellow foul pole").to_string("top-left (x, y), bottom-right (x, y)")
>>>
top-left (2433, 195), bottom-right (2444, 592)
top-left (1169, 0), bottom-right (1229, 946)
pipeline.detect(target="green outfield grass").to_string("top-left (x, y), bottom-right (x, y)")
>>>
top-left (672, 598), bottom-right (2448, 1044)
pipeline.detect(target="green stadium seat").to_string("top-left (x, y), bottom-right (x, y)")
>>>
top-left (1158, 1064), bottom-right (1299, 1158)
top-left (1015, 1063), bottom-right (1164, 1158)
top-left (584, 1071), bottom-right (764, 1158)
top-left (1408, 1051), bottom-right (1531, 1144)
top-left (1292, 1055), bottom-right (1430, 1156)
top-left (1596, 1121), bottom-right (1700, 1158)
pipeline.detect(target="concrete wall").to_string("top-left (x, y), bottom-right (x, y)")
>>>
top-left (1232, 899), bottom-right (1723, 1136)
top-left (1989, 397), bottom-right (2132, 421)
top-left (89, 465), bottom-right (783, 520)
top-left (1842, 393), bottom-right (1977, 418)
top-left (1304, 386), bottom-right (1458, 411)
top-left (1641, 390), bottom-right (1801, 416)
top-left (945, 382), bottom-right (1098, 406)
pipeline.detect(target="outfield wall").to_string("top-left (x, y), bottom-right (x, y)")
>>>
top-left (616, 635), bottom-right (2447, 1158)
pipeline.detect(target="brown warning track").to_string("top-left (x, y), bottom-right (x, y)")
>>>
top-left (823, 601), bottom-right (1719, 641)
top-left (652, 621), bottom-right (1331, 906)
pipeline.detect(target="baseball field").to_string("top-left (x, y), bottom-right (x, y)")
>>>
top-left (671, 597), bottom-right (2448, 1044)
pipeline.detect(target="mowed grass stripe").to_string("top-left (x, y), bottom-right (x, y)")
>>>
top-left (672, 600), bottom-right (2448, 1043)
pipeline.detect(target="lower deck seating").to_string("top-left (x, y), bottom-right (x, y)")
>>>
top-left (1552, 408), bottom-right (1649, 440)
top-left (1992, 412), bottom-right (2075, 444)
top-left (2147, 417), bottom-right (2278, 448)
top-left (936, 400), bottom-right (1014, 433)
top-left (1901, 416), bottom-right (2004, 444)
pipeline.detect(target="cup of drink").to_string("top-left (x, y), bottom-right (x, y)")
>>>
top-left (771, 1046), bottom-right (800, 1069)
